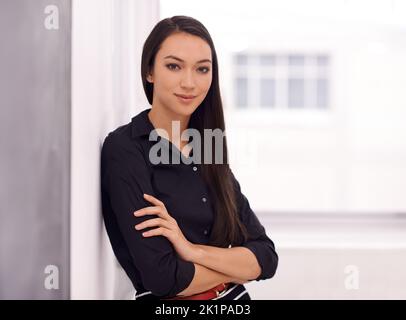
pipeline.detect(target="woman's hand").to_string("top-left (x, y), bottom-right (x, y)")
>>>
top-left (134, 193), bottom-right (197, 262)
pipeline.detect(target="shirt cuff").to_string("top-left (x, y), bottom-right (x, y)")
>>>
top-left (241, 240), bottom-right (278, 281)
top-left (165, 259), bottom-right (196, 298)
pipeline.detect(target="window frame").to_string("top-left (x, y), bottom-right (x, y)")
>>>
top-left (230, 50), bottom-right (334, 126)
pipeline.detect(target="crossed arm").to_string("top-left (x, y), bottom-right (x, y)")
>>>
top-left (134, 194), bottom-right (262, 297)
top-left (177, 245), bottom-right (261, 296)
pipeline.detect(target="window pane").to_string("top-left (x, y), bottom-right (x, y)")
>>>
top-left (316, 78), bottom-right (328, 108)
top-left (288, 78), bottom-right (305, 108)
top-left (316, 55), bottom-right (329, 66)
top-left (260, 54), bottom-right (275, 66)
top-left (235, 54), bottom-right (248, 66)
top-left (236, 77), bottom-right (248, 108)
top-left (260, 78), bottom-right (275, 107)
top-left (288, 55), bottom-right (305, 66)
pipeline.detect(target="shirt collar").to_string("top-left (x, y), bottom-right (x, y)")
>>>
top-left (131, 108), bottom-right (155, 138)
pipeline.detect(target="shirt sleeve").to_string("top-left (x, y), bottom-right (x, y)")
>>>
top-left (230, 170), bottom-right (279, 281)
top-left (101, 133), bottom-right (195, 297)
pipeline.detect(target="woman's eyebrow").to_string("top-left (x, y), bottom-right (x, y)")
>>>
top-left (163, 55), bottom-right (212, 64)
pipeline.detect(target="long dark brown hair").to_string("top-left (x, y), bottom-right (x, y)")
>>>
top-left (141, 15), bottom-right (249, 247)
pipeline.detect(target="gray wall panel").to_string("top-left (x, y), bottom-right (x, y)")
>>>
top-left (0, 0), bottom-right (71, 299)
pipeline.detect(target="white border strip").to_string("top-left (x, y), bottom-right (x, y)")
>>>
top-left (212, 284), bottom-right (240, 300)
top-left (234, 290), bottom-right (248, 300)
top-left (134, 291), bottom-right (152, 299)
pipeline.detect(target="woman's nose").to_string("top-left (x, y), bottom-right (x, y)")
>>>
top-left (180, 70), bottom-right (196, 89)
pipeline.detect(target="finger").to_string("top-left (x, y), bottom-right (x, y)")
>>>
top-left (135, 218), bottom-right (172, 231)
top-left (142, 227), bottom-right (169, 238)
top-left (143, 194), bottom-right (172, 219)
top-left (134, 206), bottom-right (162, 217)
top-left (143, 193), bottom-right (165, 208)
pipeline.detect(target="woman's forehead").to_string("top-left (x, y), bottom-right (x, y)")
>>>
top-left (157, 33), bottom-right (212, 62)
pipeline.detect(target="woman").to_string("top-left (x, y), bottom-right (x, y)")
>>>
top-left (101, 15), bottom-right (278, 300)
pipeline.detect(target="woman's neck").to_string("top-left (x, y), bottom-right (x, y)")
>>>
top-left (148, 104), bottom-right (190, 149)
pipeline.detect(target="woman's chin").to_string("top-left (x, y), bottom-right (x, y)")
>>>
top-left (173, 104), bottom-right (199, 117)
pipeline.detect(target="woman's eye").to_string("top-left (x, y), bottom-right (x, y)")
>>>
top-left (166, 63), bottom-right (178, 70)
top-left (166, 64), bottom-right (210, 73)
top-left (198, 67), bottom-right (210, 73)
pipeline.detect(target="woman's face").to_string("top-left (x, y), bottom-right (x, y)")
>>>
top-left (147, 32), bottom-right (213, 117)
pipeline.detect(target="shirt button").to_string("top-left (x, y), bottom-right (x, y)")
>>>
top-left (203, 230), bottom-right (208, 235)
top-left (192, 166), bottom-right (197, 171)
top-left (202, 197), bottom-right (207, 203)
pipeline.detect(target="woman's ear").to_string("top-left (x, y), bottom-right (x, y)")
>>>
top-left (146, 72), bottom-right (153, 83)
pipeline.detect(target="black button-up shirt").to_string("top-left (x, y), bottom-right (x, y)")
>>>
top-left (100, 108), bottom-right (278, 298)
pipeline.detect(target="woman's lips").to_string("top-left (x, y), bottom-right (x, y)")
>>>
top-left (174, 93), bottom-right (196, 103)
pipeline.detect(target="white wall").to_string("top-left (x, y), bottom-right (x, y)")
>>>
top-left (70, 0), bottom-right (159, 299)
top-left (246, 214), bottom-right (406, 299)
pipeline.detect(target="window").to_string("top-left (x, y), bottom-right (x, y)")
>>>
top-left (233, 53), bottom-right (330, 110)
